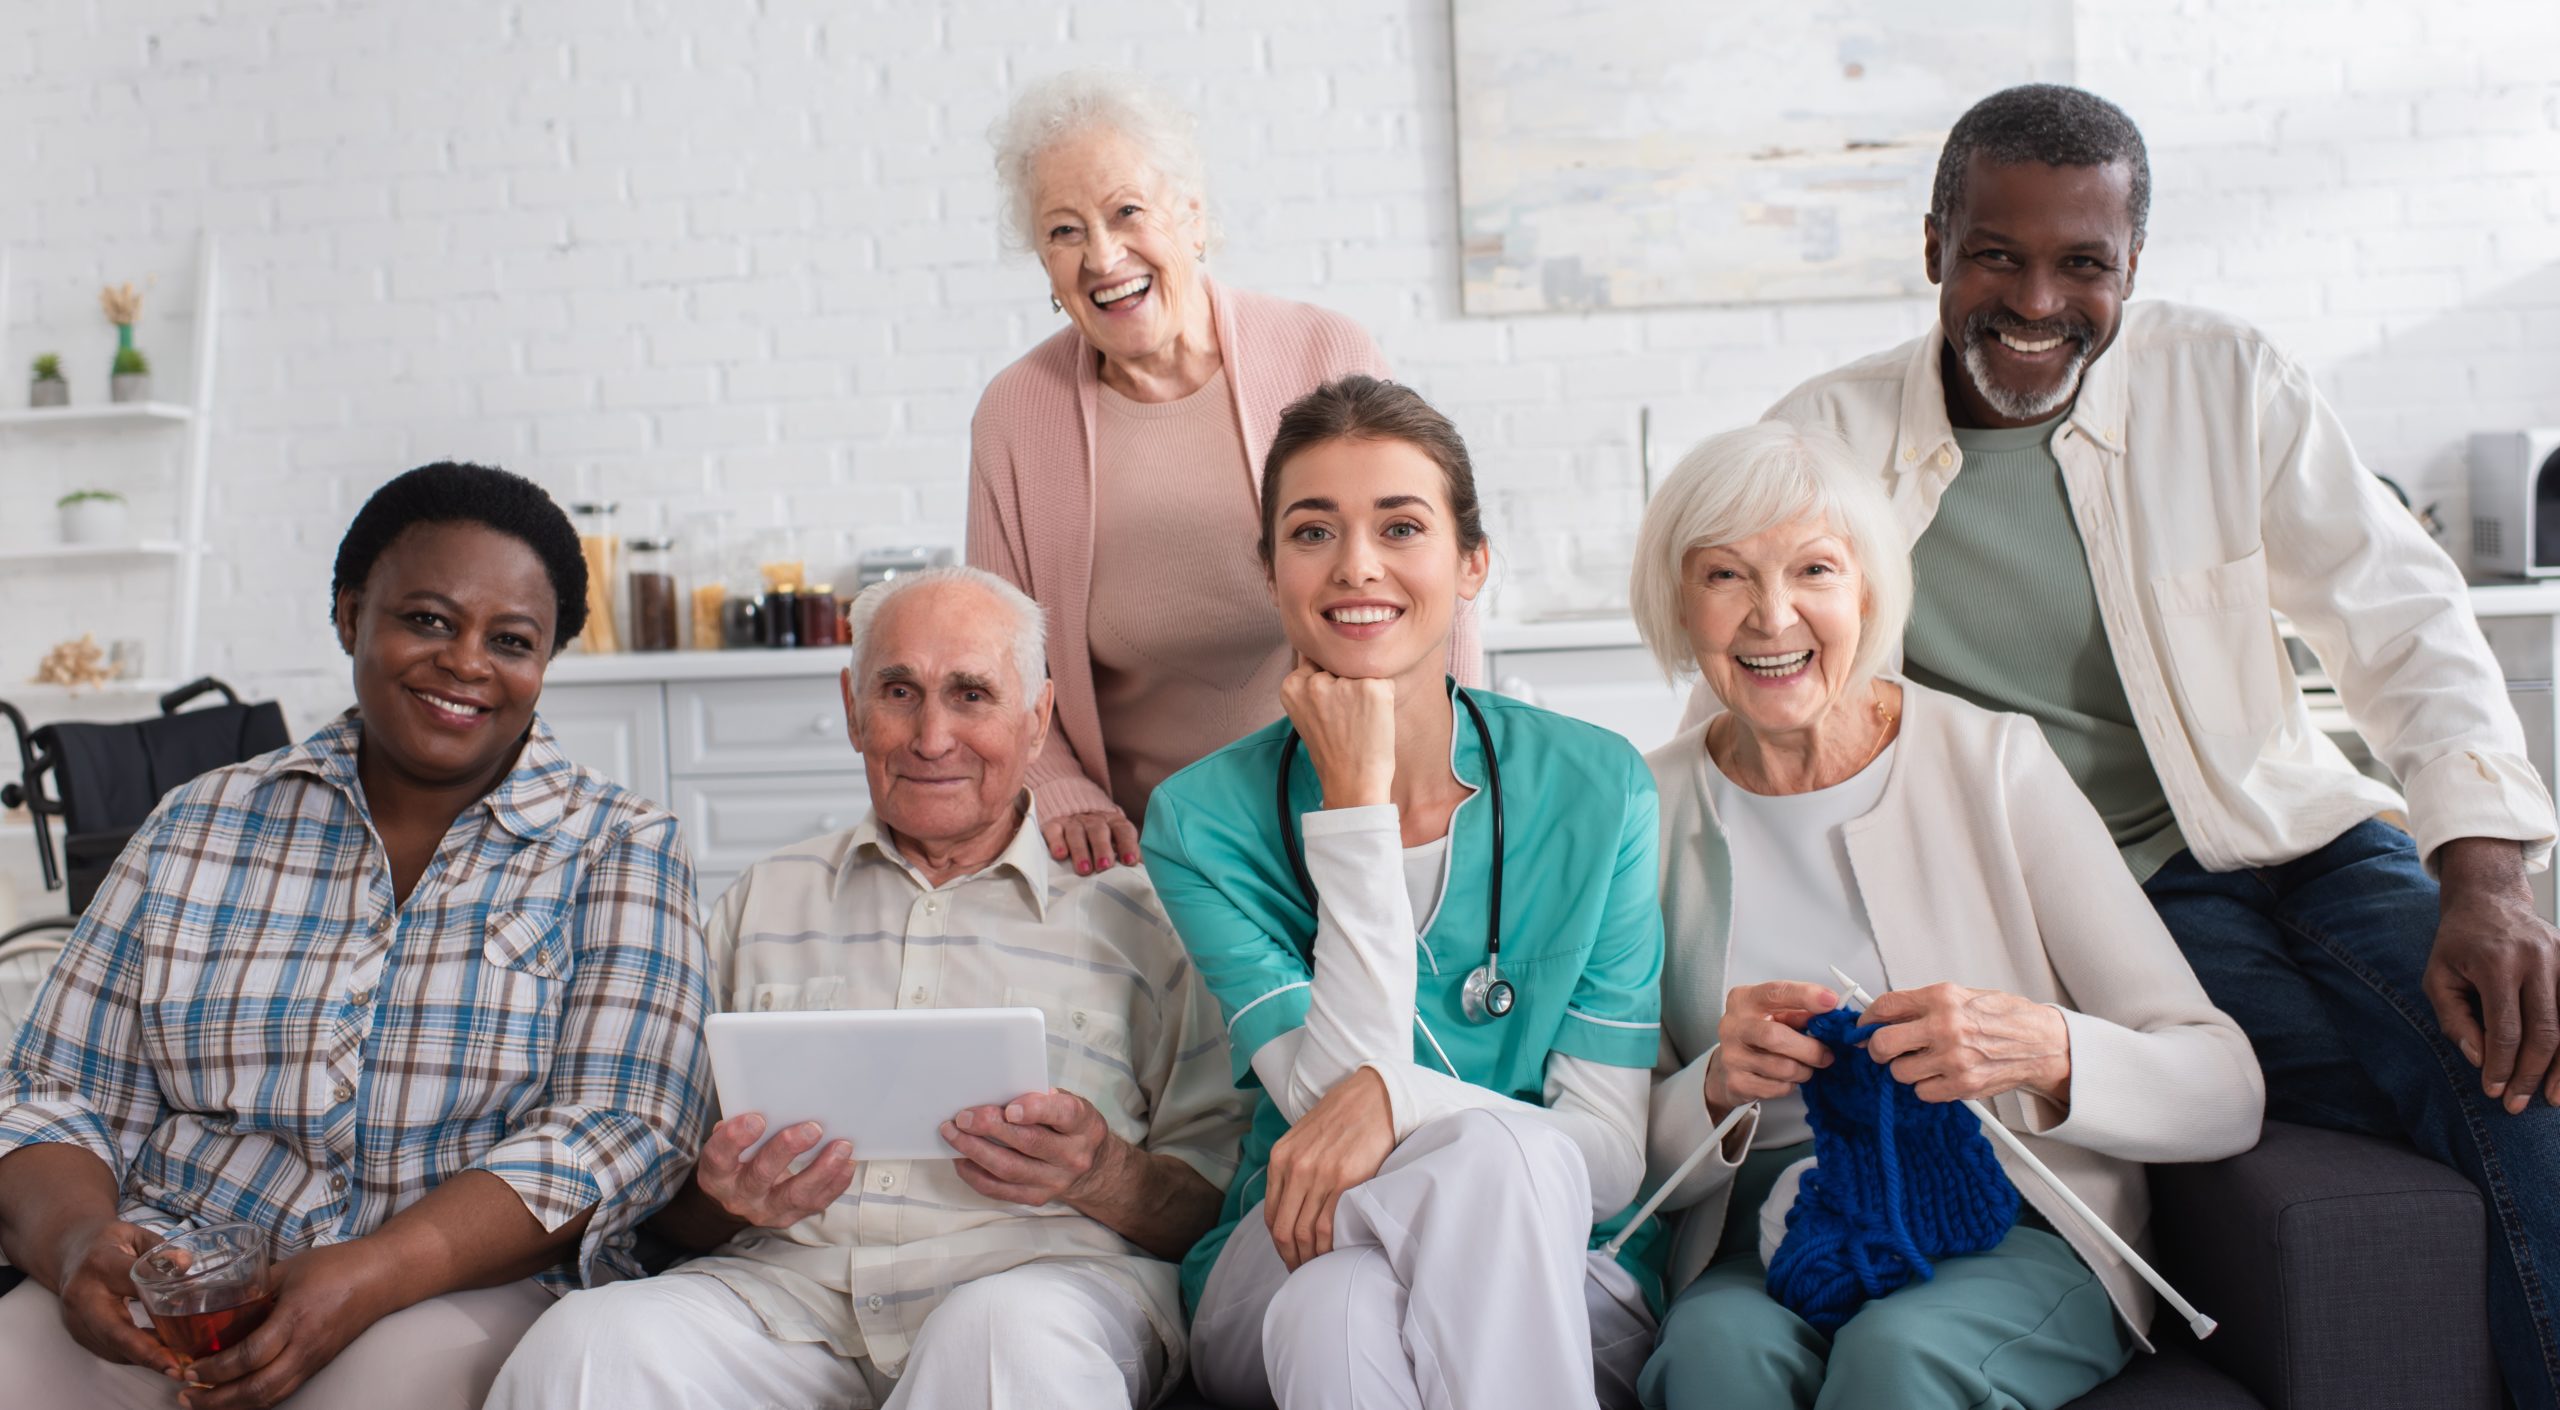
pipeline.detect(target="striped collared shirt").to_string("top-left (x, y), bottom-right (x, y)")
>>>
top-left (0, 713), bottom-right (714, 1293)
top-left (678, 802), bottom-right (1249, 1380)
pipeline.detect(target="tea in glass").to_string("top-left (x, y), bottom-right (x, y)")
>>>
top-left (130, 1222), bottom-right (274, 1359)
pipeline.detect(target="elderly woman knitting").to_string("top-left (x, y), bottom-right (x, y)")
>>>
top-left (969, 70), bottom-right (1478, 879)
top-left (1625, 422), bottom-right (2264, 1410)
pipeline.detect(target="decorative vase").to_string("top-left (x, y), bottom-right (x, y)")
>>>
top-left (110, 374), bottom-right (149, 403)
top-left (59, 498), bottom-right (131, 545)
top-left (30, 379), bottom-right (66, 407)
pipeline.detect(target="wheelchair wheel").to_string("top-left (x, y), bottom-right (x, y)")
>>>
top-left (0, 929), bottom-right (67, 1052)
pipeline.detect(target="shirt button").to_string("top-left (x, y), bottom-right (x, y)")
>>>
top-left (333, 1082), bottom-right (353, 1103)
top-left (349, 989), bottom-right (371, 1008)
top-left (758, 993), bottom-right (775, 1011)
top-left (1934, 449), bottom-right (1951, 467)
top-left (329, 1173), bottom-right (347, 1193)
top-left (866, 1294), bottom-right (885, 1312)
top-left (1901, 447), bottom-right (1916, 462)
top-left (1071, 1011), bottom-right (1087, 1030)
top-left (910, 987), bottom-right (929, 1005)
top-left (877, 1170), bottom-right (895, 1190)
top-left (922, 898), bottom-right (940, 915)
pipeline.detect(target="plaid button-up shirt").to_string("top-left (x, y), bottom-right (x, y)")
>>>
top-left (0, 713), bottom-right (714, 1292)
top-left (676, 803), bottom-right (1250, 1381)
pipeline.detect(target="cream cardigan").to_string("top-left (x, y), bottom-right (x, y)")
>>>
top-left (967, 277), bottom-right (1482, 825)
top-left (1645, 680), bottom-right (2265, 1341)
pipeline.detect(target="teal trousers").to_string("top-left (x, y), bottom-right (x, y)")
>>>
top-left (1637, 1143), bottom-right (2136, 1410)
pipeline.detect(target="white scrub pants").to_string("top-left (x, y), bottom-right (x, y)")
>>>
top-left (1191, 1107), bottom-right (1657, 1410)
top-left (0, 1275), bottom-right (550, 1409)
top-left (485, 1260), bottom-right (1166, 1410)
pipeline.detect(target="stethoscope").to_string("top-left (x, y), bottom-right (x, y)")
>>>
top-left (1277, 686), bottom-right (1514, 1023)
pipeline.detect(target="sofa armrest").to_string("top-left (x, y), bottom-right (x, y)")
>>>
top-left (2147, 1120), bottom-right (2499, 1410)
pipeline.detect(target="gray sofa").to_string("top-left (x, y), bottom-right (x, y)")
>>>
top-left (1160, 1121), bottom-right (2501, 1410)
top-left (0, 1123), bottom-right (2487, 1406)
top-left (2071, 1120), bottom-right (2501, 1409)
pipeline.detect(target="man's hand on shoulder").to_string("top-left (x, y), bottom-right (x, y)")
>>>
top-left (941, 1089), bottom-right (1125, 1209)
top-left (2425, 837), bottom-right (2560, 1114)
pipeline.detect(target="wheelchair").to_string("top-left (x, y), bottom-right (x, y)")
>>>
top-left (0, 677), bottom-right (288, 1051)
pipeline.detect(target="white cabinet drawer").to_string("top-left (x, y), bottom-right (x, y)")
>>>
top-left (539, 682), bottom-right (669, 803)
top-left (1487, 646), bottom-right (1692, 754)
top-left (676, 772), bottom-right (872, 874)
top-left (670, 676), bottom-right (852, 776)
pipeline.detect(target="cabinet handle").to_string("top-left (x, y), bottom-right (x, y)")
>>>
top-left (1496, 675), bottom-right (1540, 706)
top-left (818, 813), bottom-right (845, 832)
top-left (811, 713), bottom-right (840, 735)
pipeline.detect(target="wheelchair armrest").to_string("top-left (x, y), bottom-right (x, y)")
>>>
top-left (2147, 1120), bottom-right (2499, 1410)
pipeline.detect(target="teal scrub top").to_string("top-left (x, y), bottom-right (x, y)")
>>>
top-left (1143, 684), bottom-right (1670, 1314)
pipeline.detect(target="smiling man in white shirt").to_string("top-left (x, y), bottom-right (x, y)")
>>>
top-left (488, 565), bottom-right (1250, 1410)
top-left (1759, 83), bottom-right (2560, 1405)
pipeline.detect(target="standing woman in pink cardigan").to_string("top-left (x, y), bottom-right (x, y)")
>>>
top-left (972, 70), bottom-right (1481, 877)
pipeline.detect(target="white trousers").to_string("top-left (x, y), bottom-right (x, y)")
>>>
top-left (0, 1275), bottom-right (550, 1409)
top-left (485, 1260), bottom-right (1165, 1410)
top-left (1190, 1107), bottom-right (1657, 1410)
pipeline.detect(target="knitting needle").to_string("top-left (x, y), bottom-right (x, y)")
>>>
top-left (1600, 1099), bottom-right (1757, 1258)
top-left (1828, 965), bottom-right (2218, 1340)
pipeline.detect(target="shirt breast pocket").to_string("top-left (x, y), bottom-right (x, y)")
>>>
top-left (1002, 985), bottom-right (1143, 1134)
top-left (475, 905), bottom-right (571, 1091)
top-left (742, 976), bottom-right (852, 1012)
top-left (2149, 548), bottom-right (2286, 742)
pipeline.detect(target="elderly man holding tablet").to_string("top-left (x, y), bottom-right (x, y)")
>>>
top-left (490, 565), bottom-right (1251, 1410)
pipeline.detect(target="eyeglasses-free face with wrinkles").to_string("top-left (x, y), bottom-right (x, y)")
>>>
top-left (1926, 153), bottom-right (2142, 430)
top-left (1031, 126), bottom-right (1209, 377)
top-left (1680, 515), bottom-right (1872, 746)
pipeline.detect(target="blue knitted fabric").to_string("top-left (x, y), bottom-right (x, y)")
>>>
top-left (1764, 1006), bottom-right (2020, 1333)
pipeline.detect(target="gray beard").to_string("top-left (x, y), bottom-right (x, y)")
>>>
top-left (1960, 338), bottom-right (2087, 422)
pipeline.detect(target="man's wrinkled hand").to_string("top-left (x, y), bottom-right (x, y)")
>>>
top-left (695, 1112), bottom-right (857, 1230)
top-left (942, 1089), bottom-right (1121, 1209)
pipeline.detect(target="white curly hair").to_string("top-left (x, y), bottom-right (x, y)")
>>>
top-left (988, 69), bottom-right (1215, 253)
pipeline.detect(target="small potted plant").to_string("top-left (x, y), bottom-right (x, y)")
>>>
top-left (29, 353), bottom-right (66, 408)
top-left (58, 489), bottom-right (131, 546)
top-left (110, 346), bottom-right (150, 403)
top-left (100, 281), bottom-right (151, 403)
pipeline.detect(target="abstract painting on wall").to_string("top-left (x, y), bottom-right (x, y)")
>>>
top-left (1454, 0), bottom-right (2076, 314)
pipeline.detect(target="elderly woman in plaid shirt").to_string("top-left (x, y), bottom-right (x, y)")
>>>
top-left (0, 463), bottom-right (714, 1410)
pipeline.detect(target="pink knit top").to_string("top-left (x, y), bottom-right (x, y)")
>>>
top-left (967, 277), bottom-right (1485, 825)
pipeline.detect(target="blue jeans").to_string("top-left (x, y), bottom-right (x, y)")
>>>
top-left (2146, 820), bottom-right (2560, 1407)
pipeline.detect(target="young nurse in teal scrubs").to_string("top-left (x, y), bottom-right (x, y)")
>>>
top-left (1145, 376), bottom-right (1667, 1410)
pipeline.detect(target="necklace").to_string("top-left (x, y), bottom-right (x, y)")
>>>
top-left (1858, 689), bottom-right (1900, 771)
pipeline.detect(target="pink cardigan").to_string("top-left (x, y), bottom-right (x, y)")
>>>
top-left (967, 277), bottom-right (1485, 823)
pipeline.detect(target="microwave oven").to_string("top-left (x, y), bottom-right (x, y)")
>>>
top-left (2470, 429), bottom-right (2560, 579)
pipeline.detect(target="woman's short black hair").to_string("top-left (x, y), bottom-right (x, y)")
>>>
top-left (330, 461), bottom-right (588, 651)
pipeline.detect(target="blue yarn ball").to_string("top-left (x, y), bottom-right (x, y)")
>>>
top-left (1764, 1005), bottom-right (2020, 1333)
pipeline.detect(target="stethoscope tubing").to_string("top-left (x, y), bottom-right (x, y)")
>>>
top-left (1277, 686), bottom-right (1509, 1019)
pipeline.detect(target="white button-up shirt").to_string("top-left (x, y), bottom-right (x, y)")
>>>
top-left (1765, 299), bottom-right (2554, 875)
top-left (677, 802), bottom-right (1250, 1380)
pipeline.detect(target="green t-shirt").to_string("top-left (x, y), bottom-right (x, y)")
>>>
top-left (1903, 413), bottom-right (2187, 880)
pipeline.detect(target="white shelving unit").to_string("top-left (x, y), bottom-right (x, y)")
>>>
top-left (0, 233), bottom-right (220, 693)
top-left (0, 402), bottom-right (194, 428)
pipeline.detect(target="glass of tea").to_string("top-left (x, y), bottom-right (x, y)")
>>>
top-left (129, 1222), bottom-right (275, 1362)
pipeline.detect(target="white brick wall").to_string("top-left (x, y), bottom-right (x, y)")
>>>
top-left (2, 0), bottom-right (2556, 735)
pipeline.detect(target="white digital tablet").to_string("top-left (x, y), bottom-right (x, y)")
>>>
top-left (705, 1007), bottom-right (1051, 1161)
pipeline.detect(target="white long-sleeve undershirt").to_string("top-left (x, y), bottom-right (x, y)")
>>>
top-left (1249, 802), bottom-right (1646, 1217)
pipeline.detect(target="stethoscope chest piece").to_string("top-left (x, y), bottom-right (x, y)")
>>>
top-left (1462, 966), bottom-right (1515, 1023)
